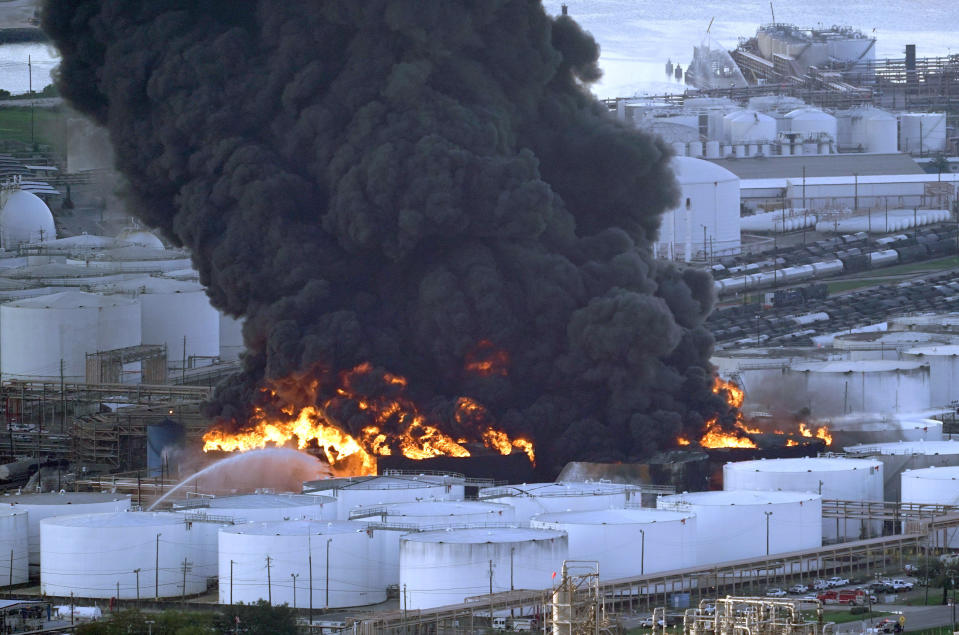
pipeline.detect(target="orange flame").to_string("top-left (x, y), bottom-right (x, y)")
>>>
top-left (202, 363), bottom-right (534, 474)
top-left (798, 422), bottom-right (833, 446)
top-left (464, 340), bottom-right (510, 377)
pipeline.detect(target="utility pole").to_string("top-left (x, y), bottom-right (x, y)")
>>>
top-left (154, 533), bottom-right (161, 601)
top-left (28, 55), bottom-right (33, 148)
top-left (308, 532), bottom-right (313, 625)
top-left (291, 573), bottom-right (299, 610)
top-left (134, 568), bottom-right (140, 608)
top-left (640, 529), bottom-right (646, 575)
top-left (180, 558), bottom-right (192, 605)
top-left (325, 538), bottom-right (332, 611)
top-left (765, 511), bottom-right (774, 555)
top-left (266, 555), bottom-right (272, 606)
top-left (489, 559), bottom-right (494, 628)
top-left (230, 560), bottom-right (234, 605)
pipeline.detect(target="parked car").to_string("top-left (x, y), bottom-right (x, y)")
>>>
top-left (888, 579), bottom-right (914, 591)
top-left (766, 588), bottom-right (788, 597)
top-left (812, 579), bottom-right (830, 591)
top-left (788, 584), bottom-right (809, 594)
top-left (827, 576), bottom-right (850, 587)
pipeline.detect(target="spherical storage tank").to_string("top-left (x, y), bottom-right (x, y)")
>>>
top-left (785, 108), bottom-right (838, 143)
top-left (656, 157), bottom-right (740, 262)
top-left (657, 490), bottom-right (821, 565)
top-left (303, 474), bottom-right (466, 519)
top-left (784, 360), bottom-right (931, 416)
top-left (846, 440), bottom-right (959, 502)
top-left (723, 457), bottom-right (882, 540)
top-left (351, 500), bottom-right (517, 588)
top-left (901, 346), bottom-right (959, 408)
top-left (1, 291), bottom-right (141, 381)
top-left (531, 508), bottom-right (696, 578)
top-left (400, 528), bottom-right (567, 610)
top-left (901, 466), bottom-right (959, 546)
top-left (0, 509), bottom-right (28, 585)
top-left (0, 190), bottom-right (55, 248)
top-left (4, 491), bottom-right (131, 572)
top-left (219, 520), bottom-right (386, 607)
top-left (480, 482), bottom-right (638, 525)
top-left (41, 512), bottom-right (204, 599)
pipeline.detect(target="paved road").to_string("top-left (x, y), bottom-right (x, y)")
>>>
top-left (833, 604), bottom-right (955, 634)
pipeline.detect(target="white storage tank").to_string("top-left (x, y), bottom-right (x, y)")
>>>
top-left (838, 107), bottom-right (898, 153)
top-left (657, 490), bottom-right (821, 565)
top-left (400, 527), bottom-right (567, 610)
top-left (723, 110), bottom-right (777, 144)
top-left (901, 466), bottom-right (959, 546)
top-left (785, 108), bottom-right (838, 144)
top-left (0, 189), bottom-right (55, 248)
top-left (899, 113), bottom-right (947, 154)
top-left (723, 457), bottom-right (882, 540)
top-left (656, 157), bottom-right (740, 262)
top-left (1, 291), bottom-right (141, 381)
top-left (303, 474), bottom-right (466, 520)
top-left (710, 348), bottom-right (831, 410)
top-left (785, 360), bottom-right (931, 415)
top-left (901, 346), bottom-right (959, 408)
top-left (813, 413), bottom-right (942, 449)
top-left (531, 508), bottom-right (696, 578)
top-left (41, 512), bottom-right (204, 599)
top-left (480, 482), bottom-right (638, 525)
top-left (218, 520), bottom-right (386, 608)
top-left (117, 229), bottom-right (164, 250)
top-left (833, 331), bottom-right (954, 361)
top-left (3, 491), bottom-right (131, 572)
top-left (0, 509), bottom-right (28, 585)
top-left (351, 500), bottom-right (516, 588)
top-left (846, 440), bottom-right (959, 501)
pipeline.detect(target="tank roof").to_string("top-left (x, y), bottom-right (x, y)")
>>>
top-left (304, 474), bottom-right (462, 492)
top-left (659, 489), bottom-right (820, 506)
top-left (376, 501), bottom-right (511, 516)
top-left (532, 508), bottom-right (694, 525)
top-left (41, 511), bottom-right (182, 528)
top-left (902, 466), bottom-right (959, 480)
top-left (3, 290), bottom-right (138, 310)
top-left (833, 331), bottom-right (943, 346)
top-left (481, 481), bottom-right (632, 498)
top-left (222, 520), bottom-right (366, 536)
top-left (672, 156), bottom-right (738, 185)
top-left (791, 360), bottom-right (926, 373)
top-left (903, 345), bottom-right (959, 357)
top-left (725, 457), bottom-right (881, 472)
top-left (845, 440), bottom-right (959, 456)
top-left (403, 527), bottom-right (566, 544)
top-left (185, 493), bottom-right (333, 510)
top-left (3, 491), bottom-right (130, 506)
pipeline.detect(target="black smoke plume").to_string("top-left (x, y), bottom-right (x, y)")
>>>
top-left (43, 0), bottom-right (731, 476)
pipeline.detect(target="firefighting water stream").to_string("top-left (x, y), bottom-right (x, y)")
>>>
top-left (146, 448), bottom-right (330, 511)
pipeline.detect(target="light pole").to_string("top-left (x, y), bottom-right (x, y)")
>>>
top-left (325, 538), bottom-right (332, 611)
top-left (308, 532), bottom-right (314, 626)
top-left (133, 568), bottom-right (140, 608)
top-left (639, 529), bottom-right (646, 575)
top-left (291, 573), bottom-right (299, 611)
top-left (154, 533), bottom-right (162, 601)
top-left (765, 511), bottom-right (774, 556)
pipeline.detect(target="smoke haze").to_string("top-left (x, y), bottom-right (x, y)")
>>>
top-left (42, 0), bottom-right (730, 475)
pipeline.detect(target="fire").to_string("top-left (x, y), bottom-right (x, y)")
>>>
top-left (202, 363), bottom-right (534, 474)
top-left (798, 422), bottom-right (833, 446)
top-left (464, 340), bottom-right (510, 377)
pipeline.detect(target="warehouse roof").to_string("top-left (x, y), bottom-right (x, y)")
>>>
top-left (709, 153), bottom-right (923, 180)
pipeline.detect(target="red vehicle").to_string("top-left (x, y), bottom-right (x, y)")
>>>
top-left (817, 589), bottom-right (868, 605)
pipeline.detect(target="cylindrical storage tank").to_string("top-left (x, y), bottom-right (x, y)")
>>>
top-left (531, 508), bottom-right (696, 578)
top-left (833, 331), bottom-right (954, 361)
top-left (723, 457), bottom-right (882, 540)
top-left (352, 500), bottom-right (516, 588)
top-left (847, 107), bottom-right (897, 153)
top-left (125, 279), bottom-right (219, 365)
top-left (117, 230), bottom-right (164, 250)
top-left (705, 140), bottom-right (720, 158)
top-left (899, 113), bottom-right (947, 154)
top-left (846, 440), bottom-right (959, 501)
top-left (672, 141), bottom-right (687, 156)
top-left (901, 466), bottom-right (959, 546)
top-left (175, 493), bottom-right (338, 581)
top-left (902, 346), bottom-right (959, 408)
top-left (303, 474), bottom-right (466, 520)
top-left (218, 520), bottom-right (385, 607)
top-left (659, 157), bottom-right (740, 261)
top-left (1, 291), bottom-right (141, 381)
top-left (41, 512), bottom-right (203, 599)
top-left (785, 108), bottom-right (838, 143)
top-left (785, 360), bottom-right (931, 416)
top-left (0, 509), bottom-right (28, 585)
top-left (723, 110), bottom-right (776, 144)
top-left (480, 482), bottom-right (638, 525)
top-left (400, 528), bottom-right (567, 610)
top-left (657, 490), bottom-right (821, 565)
top-left (4, 491), bottom-right (131, 572)
top-left (688, 141), bottom-right (703, 157)
top-left (814, 414), bottom-right (942, 448)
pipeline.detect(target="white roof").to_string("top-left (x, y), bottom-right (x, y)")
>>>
top-left (402, 527), bottom-right (565, 544)
top-left (672, 156), bottom-right (738, 185)
top-left (846, 440), bottom-right (959, 456)
top-left (902, 345), bottom-right (959, 357)
top-left (3, 491), bottom-right (130, 506)
top-left (902, 466), bottom-right (959, 480)
top-left (659, 489), bottom-right (821, 506)
top-left (307, 474), bottom-right (461, 492)
top-left (3, 290), bottom-right (138, 310)
top-left (785, 108), bottom-right (835, 121)
top-left (725, 457), bottom-right (881, 473)
top-left (204, 494), bottom-right (331, 509)
top-left (742, 172), bottom-right (959, 190)
top-left (93, 276), bottom-right (204, 295)
top-left (482, 481), bottom-right (631, 498)
top-left (221, 520), bottom-right (366, 537)
top-left (531, 508), bottom-right (694, 525)
top-left (41, 511), bottom-right (182, 528)
top-left (375, 501), bottom-right (511, 517)
top-left (791, 360), bottom-right (926, 373)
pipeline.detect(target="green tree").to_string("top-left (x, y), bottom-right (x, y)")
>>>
top-left (930, 153), bottom-right (951, 176)
top-left (214, 601), bottom-right (298, 635)
top-left (75, 609), bottom-right (216, 634)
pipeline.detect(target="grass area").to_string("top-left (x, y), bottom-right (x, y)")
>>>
top-left (819, 610), bottom-right (889, 625)
top-left (0, 105), bottom-right (67, 151)
top-left (866, 255), bottom-right (959, 277)
top-left (826, 278), bottom-right (896, 294)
